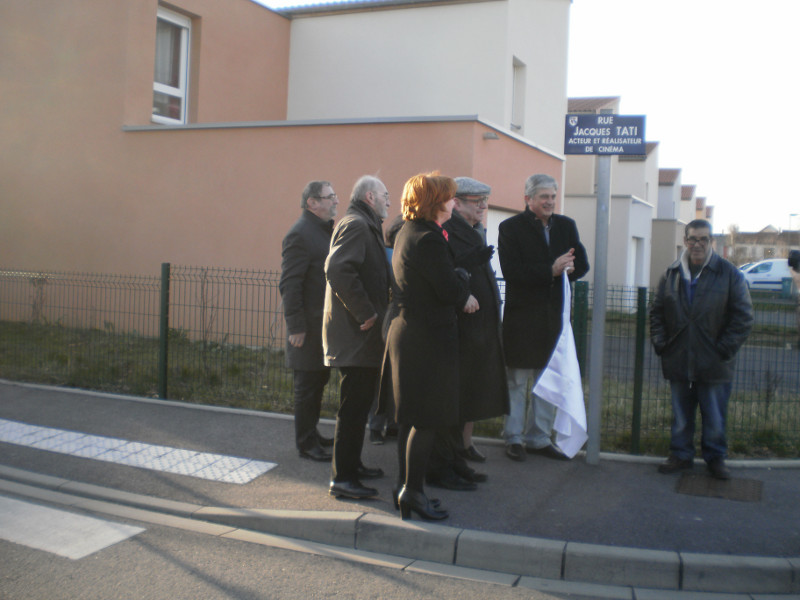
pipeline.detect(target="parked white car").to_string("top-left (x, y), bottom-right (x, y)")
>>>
top-left (741, 259), bottom-right (792, 291)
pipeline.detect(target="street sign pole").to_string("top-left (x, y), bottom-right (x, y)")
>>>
top-left (586, 152), bottom-right (611, 465)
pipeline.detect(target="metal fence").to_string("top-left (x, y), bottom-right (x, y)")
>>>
top-left (1, 265), bottom-right (798, 456)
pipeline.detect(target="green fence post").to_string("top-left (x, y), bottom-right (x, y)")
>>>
top-left (573, 281), bottom-right (589, 376)
top-left (631, 286), bottom-right (648, 454)
top-left (157, 262), bottom-right (170, 399)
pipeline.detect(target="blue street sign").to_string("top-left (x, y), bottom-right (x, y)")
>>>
top-left (564, 114), bottom-right (646, 155)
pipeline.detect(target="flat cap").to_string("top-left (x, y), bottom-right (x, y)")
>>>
top-left (454, 177), bottom-right (491, 196)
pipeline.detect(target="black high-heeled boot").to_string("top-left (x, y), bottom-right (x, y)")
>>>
top-left (392, 485), bottom-right (441, 511)
top-left (397, 486), bottom-right (448, 521)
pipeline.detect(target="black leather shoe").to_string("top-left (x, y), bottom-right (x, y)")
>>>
top-left (391, 486), bottom-right (440, 511)
top-left (460, 445), bottom-right (486, 463)
top-left (369, 429), bottom-right (385, 445)
top-left (298, 445), bottom-right (331, 462)
top-left (505, 443), bottom-right (526, 462)
top-left (455, 465), bottom-right (487, 483)
top-left (398, 487), bottom-right (448, 521)
top-left (658, 455), bottom-right (693, 474)
top-left (706, 457), bottom-right (731, 480)
top-left (526, 444), bottom-right (570, 461)
top-left (357, 464), bottom-right (384, 480)
top-left (329, 480), bottom-right (379, 499)
top-left (316, 431), bottom-right (334, 448)
top-left (426, 472), bottom-right (477, 491)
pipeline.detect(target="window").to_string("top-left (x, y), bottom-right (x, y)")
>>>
top-left (153, 7), bottom-right (190, 124)
top-left (511, 57), bottom-right (526, 133)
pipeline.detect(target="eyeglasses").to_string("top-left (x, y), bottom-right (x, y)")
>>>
top-left (314, 193), bottom-right (338, 201)
top-left (686, 236), bottom-right (710, 246)
top-left (372, 191), bottom-right (390, 201)
top-left (459, 196), bottom-right (488, 207)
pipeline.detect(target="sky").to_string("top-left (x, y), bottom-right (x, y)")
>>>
top-left (255, 0), bottom-right (800, 234)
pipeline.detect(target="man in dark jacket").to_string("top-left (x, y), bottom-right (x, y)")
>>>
top-left (324, 175), bottom-right (392, 499)
top-left (426, 177), bottom-right (509, 490)
top-left (279, 181), bottom-right (339, 462)
top-left (650, 219), bottom-right (753, 480)
top-left (498, 174), bottom-right (589, 462)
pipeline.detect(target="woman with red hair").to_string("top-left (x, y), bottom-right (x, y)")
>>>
top-left (383, 172), bottom-right (478, 520)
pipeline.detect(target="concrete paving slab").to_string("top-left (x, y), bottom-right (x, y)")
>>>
top-left (356, 513), bottom-right (458, 563)
top-left (681, 552), bottom-right (794, 594)
top-left (517, 576), bottom-right (633, 599)
top-left (634, 589), bottom-right (750, 600)
top-left (564, 541), bottom-right (680, 589)
top-left (194, 507), bottom-right (361, 547)
top-left (455, 529), bottom-right (564, 579)
top-left (405, 560), bottom-right (518, 586)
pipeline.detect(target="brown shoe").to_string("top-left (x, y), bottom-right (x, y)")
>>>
top-left (526, 444), bottom-right (570, 461)
top-left (706, 457), bottom-right (731, 480)
top-left (657, 455), bottom-right (693, 474)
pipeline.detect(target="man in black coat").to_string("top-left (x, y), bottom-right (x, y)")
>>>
top-left (498, 174), bottom-right (589, 462)
top-left (279, 181), bottom-right (339, 462)
top-left (324, 175), bottom-right (392, 499)
top-left (426, 177), bottom-right (509, 490)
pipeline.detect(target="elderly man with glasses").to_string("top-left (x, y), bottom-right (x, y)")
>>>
top-left (424, 177), bottom-right (509, 491)
top-left (650, 219), bottom-right (753, 480)
top-left (280, 181), bottom-right (340, 462)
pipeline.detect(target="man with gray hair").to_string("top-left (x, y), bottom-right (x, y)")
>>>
top-left (498, 173), bottom-right (589, 462)
top-left (324, 175), bottom-right (392, 499)
top-left (279, 180), bottom-right (339, 462)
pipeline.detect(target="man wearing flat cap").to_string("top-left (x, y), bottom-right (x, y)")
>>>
top-left (426, 177), bottom-right (509, 490)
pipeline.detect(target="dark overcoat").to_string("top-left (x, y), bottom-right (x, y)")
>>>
top-left (323, 200), bottom-right (391, 368)
top-left (498, 209), bottom-right (589, 368)
top-left (443, 211), bottom-right (509, 421)
top-left (650, 252), bottom-right (753, 383)
top-left (279, 210), bottom-right (333, 370)
top-left (384, 219), bottom-right (470, 429)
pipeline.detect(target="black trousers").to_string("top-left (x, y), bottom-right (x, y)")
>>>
top-left (427, 423), bottom-right (468, 479)
top-left (331, 366), bottom-right (379, 483)
top-left (293, 369), bottom-right (330, 451)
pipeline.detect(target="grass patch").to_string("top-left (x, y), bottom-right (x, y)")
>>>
top-left (1, 319), bottom-right (798, 457)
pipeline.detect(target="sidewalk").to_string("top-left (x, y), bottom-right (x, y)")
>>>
top-left (1, 379), bottom-right (799, 596)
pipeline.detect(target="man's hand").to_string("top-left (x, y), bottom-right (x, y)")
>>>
top-left (552, 248), bottom-right (576, 277)
top-left (360, 313), bottom-right (378, 331)
top-left (288, 332), bottom-right (306, 348)
top-left (463, 295), bottom-right (479, 314)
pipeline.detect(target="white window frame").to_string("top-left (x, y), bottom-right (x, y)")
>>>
top-left (152, 7), bottom-right (191, 125)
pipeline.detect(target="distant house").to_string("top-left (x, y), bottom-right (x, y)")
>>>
top-left (716, 226), bottom-right (800, 265)
top-left (0, 0), bottom-right (569, 275)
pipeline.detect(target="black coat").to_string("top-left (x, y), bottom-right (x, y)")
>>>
top-left (499, 209), bottom-right (589, 368)
top-left (383, 219), bottom-right (470, 429)
top-left (279, 210), bottom-right (333, 370)
top-left (650, 252), bottom-right (753, 383)
top-left (323, 200), bottom-right (391, 368)
top-left (443, 211), bottom-right (509, 421)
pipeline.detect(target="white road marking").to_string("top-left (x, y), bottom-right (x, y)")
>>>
top-left (0, 418), bottom-right (276, 484)
top-left (0, 495), bottom-right (145, 559)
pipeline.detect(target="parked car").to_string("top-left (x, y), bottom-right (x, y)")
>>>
top-left (741, 259), bottom-right (792, 291)
top-left (738, 262), bottom-right (754, 271)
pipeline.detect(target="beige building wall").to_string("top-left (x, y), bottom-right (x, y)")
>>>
top-left (286, 0), bottom-right (570, 153)
top-left (650, 219), bottom-right (685, 287)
